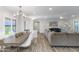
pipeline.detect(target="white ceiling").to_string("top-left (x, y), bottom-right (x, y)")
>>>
top-left (1, 6), bottom-right (79, 20)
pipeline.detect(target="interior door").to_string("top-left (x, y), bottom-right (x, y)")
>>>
top-left (33, 21), bottom-right (40, 32)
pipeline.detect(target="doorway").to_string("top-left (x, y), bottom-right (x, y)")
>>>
top-left (33, 20), bottom-right (40, 33)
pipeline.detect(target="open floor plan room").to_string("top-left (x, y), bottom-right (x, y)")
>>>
top-left (1, 6), bottom-right (79, 52)
top-left (18, 33), bottom-right (79, 52)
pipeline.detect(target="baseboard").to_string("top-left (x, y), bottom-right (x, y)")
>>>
top-left (51, 46), bottom-right (79, 48)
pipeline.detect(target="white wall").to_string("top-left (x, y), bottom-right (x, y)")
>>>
top-left (25, 19), bottom-right (49, 33)
top-left (0, 7), bottom-right (13, 38)
top-left (25, 17), bottom-right (79, 33)
top-left (58, 19), bottom-right (74, 33)
top-left (26, 18), bottom-right (33, 32)
top-left (38, 19), bottom-right (49, 33)
top-left (16, 15), bottom-right (25, 33)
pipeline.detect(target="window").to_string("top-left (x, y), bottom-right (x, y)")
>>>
top-left (5, 17), bottom-right (16, 35)
top-left (12, 20), bottom-right (16, 32)
top-left (74, 20), bottom-right (79, 32)
top-left (5, 17), bottom-right (11, 35)
top-left (0, 25), bottom-right (3, 34)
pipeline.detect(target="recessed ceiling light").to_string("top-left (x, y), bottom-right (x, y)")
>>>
top-left (31, 16), bottom-right (37, 20)
top-left (72, 15), bottom-right (75, 17)
top-left (59, 16), bottom-right (63, 19)
top-left (49, 8), bottom-right (52, 11)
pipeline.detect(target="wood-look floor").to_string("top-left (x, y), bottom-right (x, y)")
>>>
top-left (20, 33), bottom-right (79, 52)
top-left (1, 33), bottom-right (79, 52)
